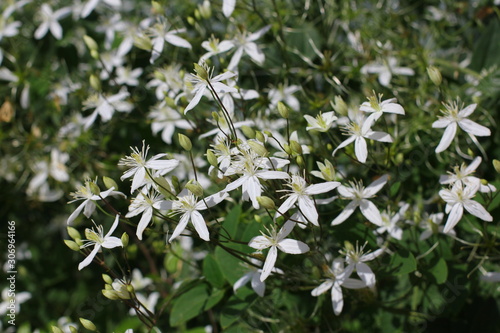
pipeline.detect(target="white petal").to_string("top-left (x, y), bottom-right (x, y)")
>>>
top-left (331, 200), bottom-right (358, 225)
top-left (248, 235), bottom-right (271, 250)
top-left (432, 118), bottom-right (451, 128)
top-left (78, 244), bottom-right (100, 270)
top-left (298, 196), bottom-right (318, 225)
top-left (277, 239), bottom-right (310, 254)
top-left (359, 200), bottom-right (383, 226)
top-left (169, 213), bottom-right (190, 242)
top-left (260, 246), bottom-right (278, 281)
top-left (191, 210), bottom-right (210, 241)
top-left (276, 195), bottom-right (298, 219)
top-left (435, 122), bottom-right (457, 153)
top-left (67, 201), bottom-right (87, 224)
top-left (458, 119), bottom-right (491, 137)
top-left (464, 200), bottom-right (492, 222)
top-left (365, 131), bottom-right (393, 143)
top-left (305, 182), bottom-right (340, 195)
top-left (356, 262), bottom-right (376, 287)
top-left (251, 272), bottom-right (266, 296)
top-left (233, 272), bottom-right (251, 292)
top-left (222, 0), bottom-right (236, 17)
top-left (101, 236), bottom-right (123, 249)
top-left (363, 174), bottom-right (388, 197)
top-left (165, 34), bottom-right (192, 49)
top-left (311, 280), bottom-right (334, 296)
top-left (354, 137), bottom-right (368, 163)
top-left (443, 204), bottom-right (463, 233)
top-left (331, 283), bottom-right (344, 315)
top-left (458, 103), bottom-right (477, 117)
top-left (135, 208), bottom-right (153, 240)
top-left (342, 278), bottom-right (367, 289)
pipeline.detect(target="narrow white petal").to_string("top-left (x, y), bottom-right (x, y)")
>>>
top-left (222, 0), bottom-right (236, 17)
top-left (298, 196), bottom-right (318, 225)
top-left (342, 278), bottom-right (367, 289)
top-left (443, 204), bottom-right (463, 233)
top-left (191, 210), bottom-right (210, 241)
top-left (311, 280), bottom-right (334, 296)
top-left (356, 263), bottom-right (376, 287)
top-left (165, 34), bottom-right (192, 49)
top-left (276, 195), bottom-right (298, 219)
top-left (136, 208), bottom-right (152, 240)
top-left (458, 119), bottom-right (491, 137)
top-left (233, 273), bottom-right (251, 292)
top-left (458, 103), bottom-right (477, 117)
top-left (260, 246), bottom-right (278, 281)
top-left (464, 200), bottom-right (492, 222)
top-left (363, 174), bottom-right (388, 197)
top-left (305, 182), bottom-right (340, 195)
top-left (331, 201), bottom-right (358, 225)
top-left (169, 213), bottom-right (190, 242)
top-left (354, 137), bottom-right (368, 163)
top-left (251, 273), bottom-right (266, 297)
top-left (67, 201), bottom-right (87, 224)
top-left (435, 122), bottom-right (457, 153)
top-left (277, 239), bottom-right (309, 254)
top-left (78, 245), bottom-right (100, 270)
top-left (101, 236), bottom-right (123, 249)
top-left (432, 118), bottom-right (451, 128)
top-left (331, 283), bottom-right (344, 315)
top-left (248, 236), bottom-right (271, 250)
top-left (359, 200), bottom-right (383, 226)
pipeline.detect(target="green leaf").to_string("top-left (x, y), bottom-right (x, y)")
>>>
top-left (389, 249), bottom-right (416, 275)
top-left (215, 246), bottom-right (248, 284)
top-left (390, 181), bottom-right (401, 197)
top-left (170, 284), bottom-right (209, 326)
top-left (204, 288), bottom-right (226, 311)
top-left (428, 257), bottom-right (448, 284)
top-left (220, 293), bottom-right (257, 329)
top-left (203, 254), bottom-right (225, 289)
top-left (221, 205), bottom-right (242, 239)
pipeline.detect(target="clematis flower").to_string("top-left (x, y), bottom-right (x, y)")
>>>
top-left (126, 191), bottom-right (165, 240)
top-left (341, 242), bottom-right (384, 288)
top-left (227, 25), bottom-right (271, 70)
top-left (418, 212), bottom-right (455, 241)
top-left (304, 111), bottom-right (338, 132)
top-left (333, 116), bottom-right (392, 164)
top-left (432, 101), bottom-right (491, 153)
top-left (361, 56), bottom-right (414, 87)
top-left (359, 93), bottom-right (405, 127)
top-left (331, 175), bottom-right (388, 226)
top-left (233, 259), bottom-right (282, 297)
top-left (200, 35), bottom-right (234, 61)
top-left (439, 156), bottom-right (496, 193)
top-left (148, 101), bottom-right (193, 144)
top-left (311, 258), bottom-right (365, 315)
top-left (119, 141), bottom-right (179, 193)
top-left (439, 181), bottom-right (492, 233)
top-left (78, 215), bottom-right (123, 270)
top-left (268, 84), bottom-right (301, 112)
top-left (161, 190), bottom-right (228, 242)
top-left (34, 4), bottom-right (72, 40)
top-left (248, 220), bottom-right (309, 281)
top-left (80, 0), bottom-right (121, 18)
top-left (276, 174), bottom-right (340, 226)
top-left (146, 21), bottom-right (192, 64)
top-left (81, 89), bottom-right (133, 129)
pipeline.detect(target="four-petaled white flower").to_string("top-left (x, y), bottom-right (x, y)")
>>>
top-left (248, 220), bottom-right (310, 282)
top-left (276, 174), bottom-right (340, 226)
top-left (119, 141), bottom-right (179, 193)
top-left (227, 25), bottom-right (271, 70)
top-left (418, 212), bottom-right (455, 241)
top-left (341, 242), bottom-right (384, 288)
top-left (233, 259), bottom-right (282, 297)
top-left (361, 56), bottom-right (414, 87)
top-left (359, 93), bottom-right (405, 127)
top-left (331, 175), bottom-right (388, 226)
top-left (78, 215), bottom-right (123, 270)
top-left (439, 181), bottom-right (492, 233)
top-left (81, 90), bottom-right (133, 129)
top-left (432, 101), bottom-right (491, 153)
top-left (304, 111), bottom-right (338, 132)
top-left (161, 190), bottom-right (228, 242)
top-left (126, 190), bottom-right (165, 240)
top-left (440, 156), bottom-right (496, 193)
top-left (147, 21), bottom-right (192, 64)
top-left (311, 258), bottom-right (366, 316)
top-left (333, 116), bottom-right (393, 163)
top-left (34, 4), bottom-right (72, 40)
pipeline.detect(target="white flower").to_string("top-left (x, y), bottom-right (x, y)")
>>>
top-left (184, 63), bottom-right (237, 113)
top-left (419, 212), bottom-right (454, 241)
top-left (376, 205), bottom-right (407, 240)
top-left (148, 101), bottom-right (193, 144)
top-left (67, 179), bottom-right (125, 224)
top-left (34, 4), bottom-right (71, 40)
top-left (359, 93), bottom-right (405, 127)
top-left (439, 182), bottom-right (492, 233)
top-left (200, 35), bottom-right (234, 61)
top-left (81, 90), bottom-right (133, 129)
top-left (227, 25), bottom-right (271, 70)
top-left (268, 84), bottom-right (301, 112)
top-left (276, 174), bottom-right (340, 226)
top-left (161, 190), bottom-right (228, 242)
top-left (432, 101), bottom-right (491, 153)
top-left (78, 215), bottom-right (123, 270)
top-left (147, 21), bottom-right (192, 63)
top-left (27, 148), bottom-right (70, 199)
top-left (126, 191), bottom-right (165, 240)
top-left (0, 287), bottom-right (31, 316)
top-left (341, 242), bottom-right (384, 288)
top-left (130, 268), bottom-right (153, 290)
top-left (80, 0), bottom-right (121, 18)
top-left (233, 259), bottom-right (281, 297)
top-left (361, 56), bottom-right (414, 87)
top-left (440, 156), bottom-right (496, 193)
top-left (333, 116), bottom-right (393, 164)
top-left (304, 111), bottom-right (338, 132)
top-left (331, 175), bottom-right (388, 226)
top-left (119, 141), bottom-right (179, 193)
top-left (222, 0), bottom-right (236, 17)
top-left (311, 258), bottom-right (365, 316)
top-left (115, 66), bottom-right (143, 86)
top-left (248, 220), bottom-right (309, 281)
top-left (129, 292), bottom-right (160, 316)
top-left (224, 147), bottom-right (289, 209)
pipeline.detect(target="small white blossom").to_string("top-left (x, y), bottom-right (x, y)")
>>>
top-left (304, 111), bottom-right (337, 132)
top-left (126, 191), bottom-right (165, 240)
top-left (361, 56), bottom-right (414, 87)
top-left (34, 4), bottom-right (72, 40)
top-left (440, 156), bottom-right (496, 193)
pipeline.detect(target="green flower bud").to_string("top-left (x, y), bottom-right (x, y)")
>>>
top-left (134, 34), bottom-right (153, 51)
top-left (206, 149), bottom-right (218, 167)
top-left (127, 284), bottom-right (135, 294)
top-left (247, 140), bottom-right (268, 156)
top-left (344, 241), bottom-right (354, 252)
top-left (290, 140), bottom-right (302, 155)
top-left (79, 318), bottom-right (97, 331)
top-left (154, 176), bottom-right (173, 198)
top-left (178, 133), bottom-right (192, 151)
top-left (283, 143), bottom-right (293, 155)
top-left (102, 289), bottom-right (120, 300)
top-left (187, 16), bottom-right (195, 26)
top-left (75, 238), bottom-right (84, 247)
top-left (277, 101), bottom-right (289, 119)
top-left (254, 214), bottom-right (262, 223)
top-left (240, 125), bottom-right (255, 139)
top-left (493, 159), bottom-right (500, 173)
top-left (88, 181), bottom-right (101, 195)
top-left (255, 131), bottom-right (265, 143)
top-left (67, 226), bottom-right (81, 240)
top-left (198, 0), bottom-right (211, 18)
top-left (51, 326), bottom-right (64, 333)
top-left (257, 196), bottom-right (276, 210)
top-left (194, 63), bottom-right (209, 80)
top-left (151, 1), bottom-right (163, 14)
top-left (102, 274), bottom-right (113, 284)
top-left (296, 155), bottom-right (305, 167)
top-left (121, 232), bottom-right (129, 248)
top-left (103, 176), bottom-right (118, 190)
top-left (69, 326), bottom-right (78, 333)
top-left (427, 66), bottom-right (442, 86)
top-left (104, 284), bottom-right (113, 290)
top-left (212, 111), bottom-right (219, 122)
top-left (64, 240), bottom-right (81, 252)
top-left (185, 181), bottom-right (204, 197)
top-left (89, 74), bottom-right (101, 91)
top-left (83, 35), bottom-right (98, 52)
top-left (90, 50), bottom-right (99, 60)
top-left (332, 96), bottom-right (348, 116)
top-left (263, 130), bottom-right (273, 138)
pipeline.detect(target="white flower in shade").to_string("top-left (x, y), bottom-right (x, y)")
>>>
top-left (233, 259), bottom-right (282, 297)
top-left (440, 156), bottom-right (496, 193)
top-left (67, 179), bottom-right (125, 224)
top-left (119, 141), bottom-right (179, 193)
top-left (0, 287), bottom-right (31, 316)
top-left (222, 0), bottom-right (236, 17)
top-left (268, 84), bottom-right (301, 112)
top-left (481, 272), bottom-right (500, 282)
top-left (81, 90), bottom-right (133, 129)
top-left (419, 212), bottom-right (455, 241)
top-left (184, 63), bottom-right (237, 113)
top-left (341, 242), bottom-right (384, 288)
top-left (161, 190), bottom-right (228, 242)
top-left (276, 174), bottom-right (340, 226)
top-left (78, 215), bottom-right (123, 270)
top-left (34, 4), bottom-right (72, 40)
top-left (361, 56), bottom-right (414, 87)
top-left (432, 101), bottom-right (491, 153)
top-left (333, 116), bottom-right (393, 163)
top-left (129, 292), bottom-right (159, 316)
top-left (130, 268), bottom-right (153, 290)
top-left (376, 206), bottom-right (406, 240)
top-left (27, 148), bottom-right (70, 198)
top-left (439, 182), bottom-right (492, 233)
top-left (227, 25), bottom-right (271, 70)
top-left (224, 147), bottom-right (289, 209)
top-left (126, 191), bottom-right (165, 240)
top-left (359, 93), bottom-right (405, 127)
top-left (304, 111), bottom-right (338, 132)
top-left (80, 0), bottom-right (121, 18)
top-left (200, 35), bottom-right (234, 61)
top-left (248, 220), bottom-right (310, 281)
top-left (208, 138), bottom-right (236, 179)
top-left (331, 175), bottom-right (388, 226)
top-left (115, 66), bottom-right (143, 86)
top-left (148, 101), bottom-right (193, 144)
top-left (311, 258), bottom-right (365, 316)
top-left (147, 21), bottom-right (192, 63)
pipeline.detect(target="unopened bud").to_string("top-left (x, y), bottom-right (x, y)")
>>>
top-left (51, 327), bottom-right (64, 333)
top-left (493, 159), bottom-right (500, 173)
top-left (187, 16), bottom-right (195, 26)
top-left (151, 1), bottom-right (163, 15)
top-left (67, 227), bottom-right (81, 240)
top-left (121, 232), bottom-right (129, 247)
top-left (332, 96), bottom-right (348, 116)
top-left (257, 196), bottom-right (275, 210)
top-left (178, 133), bottom-right (192, 151)
top-left (206, 149), bottom-right (218, 167)
top-left (64, 240), bottom-right (81, 251)
top-left (344, 241), bottom-right (354, 252)
top-left (134, 34), bottom-right (153, 51)
top-left (90, 50), bottom-right (99, 60)
top-left (185, 181), bottom-right (204, 197)
top-left (283, 143), bottom-right (293, 155)
top-left (102, 289), bottom-right (120, 300)
top-left (255, 131), bottom-right (265, 143)
top-left (154, 176), bottom-right (173, 198)
top-left (247, 140), bottom-right (268, 156)
top-left (241, 125), bottom-right (255, 139)
top-left (277, 101), bottom-right (289, 119)
top-left (102, 274), bottom-right (113, 284)
top-left (69, 326), bottom-right (78, 333)
top-left (198, 0), bottom-right (212, 18)
top-left (126, 284), bottom-right (135, 294)
top-left (88, 181), bottom-right (100, 195)
top-left (212, 111), bottom-right (219, 122)
top-left (296, 155), bottom-right (305, 167)
top-left (194, 63), bottom-right (209, 80)
top-left (79, 318), bottom-right (97, 331)
top-left (290, 140), bottom-right (302, 155)
top-left (83, 35), bottom-right (98, 52)
top-left (89, 74), bottom-right (101, 91)
top-left (254, 215), bottom-right (262, 223)
top-left (427, 66), bottom-right (442, 86)
top-left (103, 176), bottom-right (118, 190)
